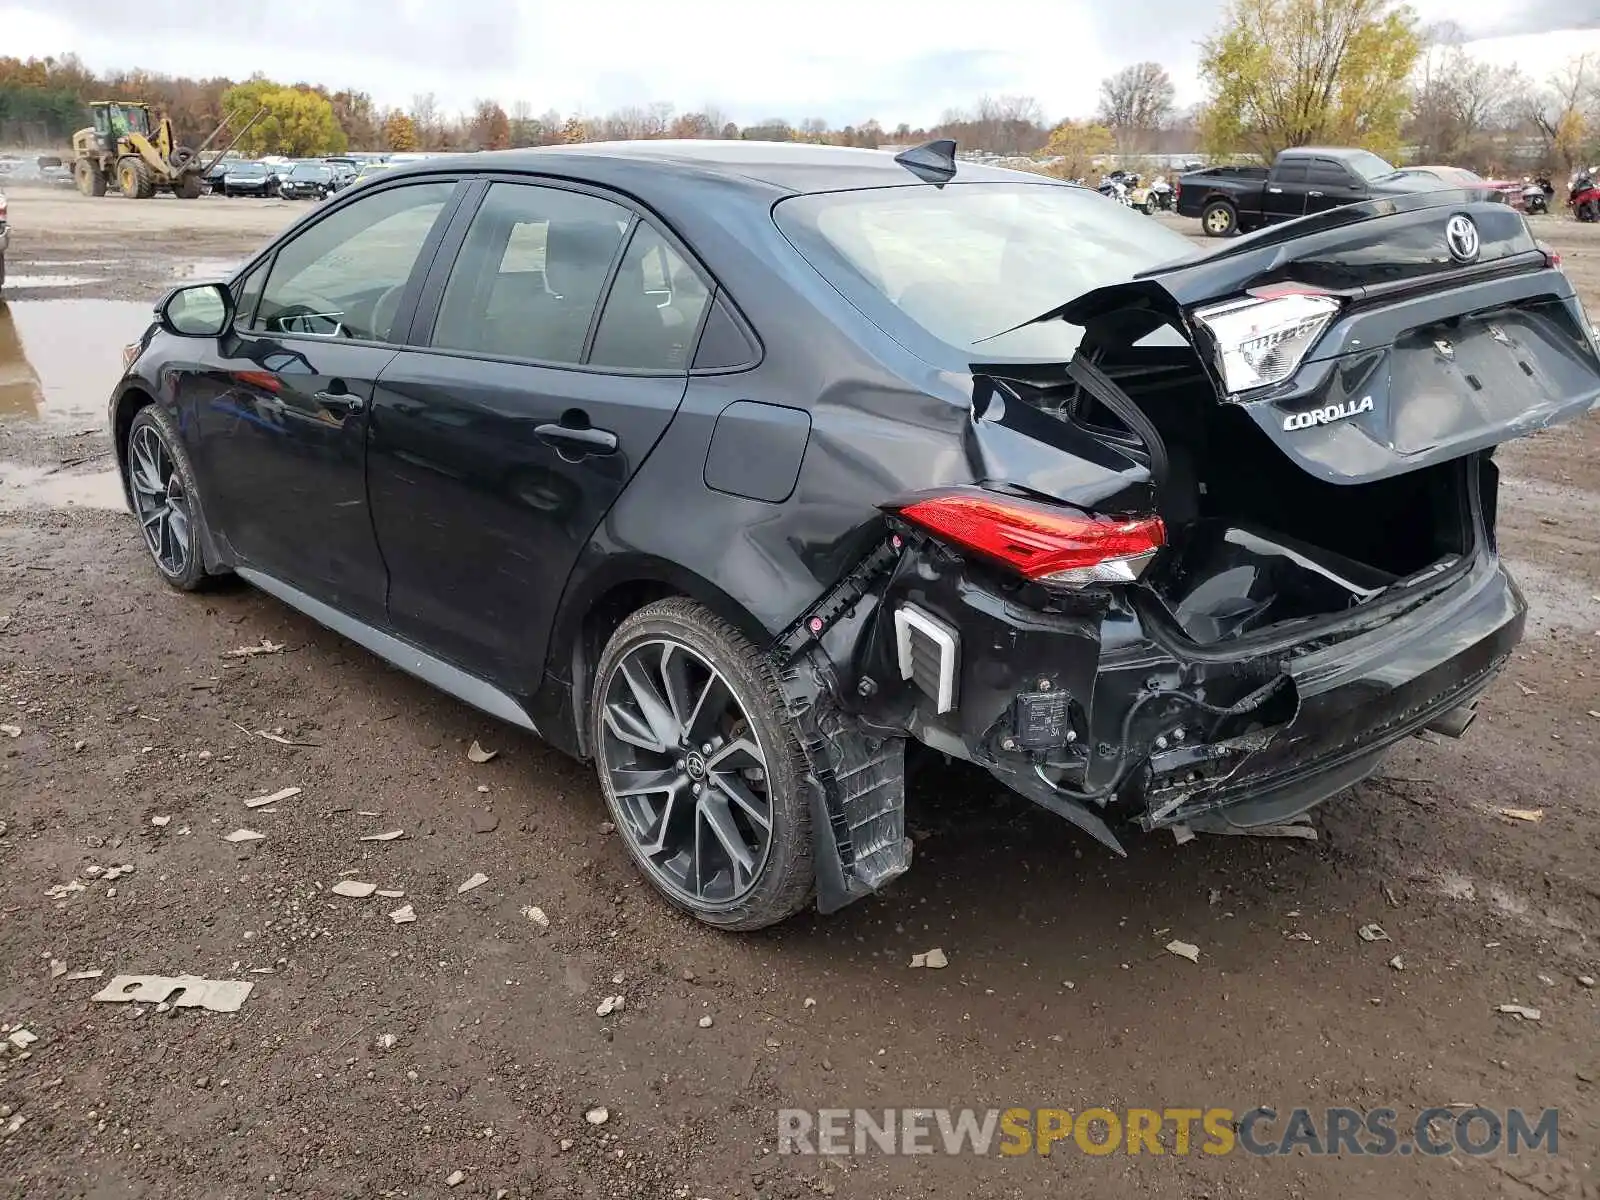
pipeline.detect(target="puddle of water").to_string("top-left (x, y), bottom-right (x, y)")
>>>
top-left (0, 461), bottom-right (123, 512)
top-left (31, 260), bottom-right (115, 269)
top-left (0, 299), bottom-right (154, 426)
top-left (5, 274), bottom-right (102, 289)
top-left (173, 259), bottom-right (240, 280)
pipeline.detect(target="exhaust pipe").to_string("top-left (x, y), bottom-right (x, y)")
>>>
top-left (1423, 702), bottom-right (1477, 739)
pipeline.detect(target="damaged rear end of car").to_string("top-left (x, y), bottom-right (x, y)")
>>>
top-left (776, 188), bottom-right (1600, 911)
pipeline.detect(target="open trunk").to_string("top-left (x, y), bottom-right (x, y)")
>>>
top-left (976, 192), bottom-right (1600, 646)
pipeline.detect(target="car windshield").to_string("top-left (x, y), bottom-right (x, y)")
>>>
top-left (1345, 151), bottom-right (1399, 181)
top-left (292, 165), bottom-right (332, 179)
top-left (774, 181), bottom-right (1199, 360)
top-left (232, 163), bottom-right (267, 177)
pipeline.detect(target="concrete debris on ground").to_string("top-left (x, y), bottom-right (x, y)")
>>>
top-left (65, 969), bottom-right (103, 981)
top-left (223, 829), bottom-right (265, 843)
top-left (45, 881), bottom-right (85, 900)
top-left (7, 1029), bottom-right (37, 1049)
top-left (1358, 924), bottom-right (1391, 942)
top-left (467, 740), bottom-right (497, 763)
top-left (1165, 940), bottom-right (1200, 963)
top-left (1389, 956), bottom-right (1405, 971)
top-left (698, 1015), bottom-right (713, 1028)
top-left (358, 830), bottom-right (404, 842)
top-left (91, 975), bottom-right (253, 1013)
top-left (48, 959), bottom-right (66, 979)
top-left (1579, 976), bottom-right (1596, 988)
top-left (520, 905), bottom-right (549, 928)
top-left (1497, 807), bottom-right (1545, 823)
top-left (331, 880), bottom-right (377, 898)
top-left (909, 948), bottom-right (948, 969)
top-left (245, 787), bottom-right (301, 809)
top-left (585, 1107), bottom-right (610, 1125)
top-left (457, 873), bottom-right (489, 895)
top-left (389, 905), bottom-right (416, 925)
top-left (445, 1170), bottom-right (465, 1187)
top-left (375, 888), bottom-right (405, 898)
top-left (150, 815), bottom-right (170, 827)
top-left (222, 639), bottom-right (285, 658)
top-left (1496, 1004), bottom-right (1542, 1021)
top-left (596, 995), bottom-right (625, 1017)
top-left (0, 725), bottom-right (20, 738)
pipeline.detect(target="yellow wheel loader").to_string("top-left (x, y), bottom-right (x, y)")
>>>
top-left (71, 102), bottom-right (265, 200)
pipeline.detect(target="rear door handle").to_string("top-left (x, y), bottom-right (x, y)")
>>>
top-left (1267, 186), bottom-right (1283, 193)
top-left (1307, 190), bottom-right (1324, 197)
top-left (535, 422), bottom-right (618, 455)
top-left (313, 389), bottom-right (365, 414)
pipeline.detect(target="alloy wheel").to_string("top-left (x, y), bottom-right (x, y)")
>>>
top-left (599, 638), bottom-right (774, 906)
top-left (128, 424), bottom-right (192, 577)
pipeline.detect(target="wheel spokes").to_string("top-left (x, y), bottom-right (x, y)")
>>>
top-left (600, 638), bottom-right (774, 907)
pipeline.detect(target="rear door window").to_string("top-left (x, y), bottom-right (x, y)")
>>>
top-left (1274, 160), bottom-right (1310, 184)
top-left (588, 224), bottom-right (711, 371)
top-left (429, 182), bottom-right (630, 365)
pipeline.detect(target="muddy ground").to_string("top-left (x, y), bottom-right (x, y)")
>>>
top-left (0, 187), bottom-right (1596, 1199)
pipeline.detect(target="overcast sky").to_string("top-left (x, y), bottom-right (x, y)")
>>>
top-left (3, 0), bottom-right (1598, 126)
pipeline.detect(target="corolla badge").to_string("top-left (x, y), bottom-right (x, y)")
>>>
top-left (1283, 395), bottom-right (1374, 431)
top-left (1445, 214), bottom-right (1480, 263)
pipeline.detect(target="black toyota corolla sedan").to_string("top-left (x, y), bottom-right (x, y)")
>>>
top-left (110, 141), bottom-right (1600, 928)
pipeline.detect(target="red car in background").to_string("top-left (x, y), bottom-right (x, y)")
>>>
top-left (1395, 165), bottom-right (1522, 208)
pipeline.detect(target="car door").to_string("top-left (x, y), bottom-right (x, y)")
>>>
top-left (184, 178), bottom-right (463, 623)
top-left (1304, 158), bottom-right (1368, 214)
top-left (366, 178), bottom-right (712, 690)
top-left (1262, 159), bottom-right (1311, 223)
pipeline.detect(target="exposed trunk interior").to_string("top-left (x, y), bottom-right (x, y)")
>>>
top-left (1011, 341), bottom-right (1478, 646)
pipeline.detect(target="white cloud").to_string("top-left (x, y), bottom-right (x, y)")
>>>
top-left (1, 0), bottom-right (1596, 126)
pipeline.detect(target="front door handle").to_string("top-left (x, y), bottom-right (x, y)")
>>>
top-left (1307, 190), bottom-right (1324, 198)
top-left (535, 422), bottom-right (618, 455)
top-left (314, 389), bottom-right (365, 414)
top-left (1267, 186), bottom-right (1283, 193)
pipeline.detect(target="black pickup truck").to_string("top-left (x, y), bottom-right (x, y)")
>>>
top-left (1177, 147), bottom-right (1437, 236)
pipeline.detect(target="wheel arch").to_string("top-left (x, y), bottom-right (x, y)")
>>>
top-left (551, 553), bottom-right (776, 761)
top-left (111, 382), bottom-right (158, 503)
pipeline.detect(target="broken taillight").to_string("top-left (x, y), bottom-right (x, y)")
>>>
top-left (895, 492), bottom-right (1165, 586)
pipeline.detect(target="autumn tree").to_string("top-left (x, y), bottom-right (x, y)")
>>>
top-left (220, 79), bottom-right (347, 156)
top-left (330, 89), bottom-right (379, 149)
top-left (382, 111), bottom-right (418, 151)
top-left (1038, 119), bottom-right (1115, 181)
top-left (561, 115), bottom-right (589, 143)
top-left (1408, 23), bottom-right (1523, 166)
top-left (1520, 54), bottom-right (1598, 183)
top-left (1097, 62), bottom-right (1176, 153)
top-left (1199, 0), bottom-right (1422, 160)
top-left (470, 100), bottom-right (512, 149)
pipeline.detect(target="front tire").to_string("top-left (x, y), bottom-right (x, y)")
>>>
top-left (591, 598), bottom-right (813, 930)
top-left (117, 156), bottom-right (155, 199)
top-left (1201, 199), bottom-right (1238, 236)
top-left (125, 406), bottom-right (219, 591)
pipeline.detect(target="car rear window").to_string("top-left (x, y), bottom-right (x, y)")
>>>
top-left (773, 182), bottom-right (1196, 360)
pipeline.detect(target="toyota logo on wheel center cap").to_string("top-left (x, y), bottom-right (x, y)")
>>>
top-left (1445, 214), bottom-right (1480, 263)
top-left (685, 752), bottom-right (707, 780)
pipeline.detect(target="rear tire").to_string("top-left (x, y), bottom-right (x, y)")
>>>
top-left (175, 173), bottom-right (203, 200)
top-left (591, 598), bottom-right (813, 930)
top-left (75, 159), bottom-right (107, 197)
top-left (1201, 199), bottom-right (1238, 237)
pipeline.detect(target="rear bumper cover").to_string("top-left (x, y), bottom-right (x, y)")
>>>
top-left (780, 535), bottom-right (1524, 909)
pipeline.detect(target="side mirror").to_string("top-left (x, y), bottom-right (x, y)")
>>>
top-left (159, 282), bottom-right (232, 338)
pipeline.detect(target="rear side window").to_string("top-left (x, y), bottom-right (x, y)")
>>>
top-left (430, 182), bottom-right (629, 365)
top-left (1274, 160), bottom-right (1310, 184)
top-left (1309, 160), bottom-right (1356, 187)
top-left (589, 224), bottom-right (711, 371)
top-left (255, 181), bottom-right (455, 341)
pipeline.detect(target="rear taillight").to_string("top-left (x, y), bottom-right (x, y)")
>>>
top-left (1191, 292), bottom-right (1340, 394)
top-left (895, 492), bottom-right (1165, 586)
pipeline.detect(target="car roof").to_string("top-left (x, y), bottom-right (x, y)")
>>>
top-left (379, 139), bottom-right (1058, 195)
top-left (1281, 147), bottom-right (1384, 160)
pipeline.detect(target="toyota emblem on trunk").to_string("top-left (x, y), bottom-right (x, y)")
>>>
top-left (1445, 214), bottom-right (1480, 263)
